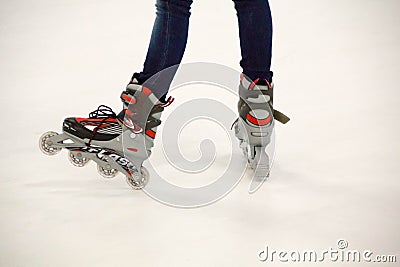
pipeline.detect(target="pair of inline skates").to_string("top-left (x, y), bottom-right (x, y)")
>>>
top-left (39, 75), bottom-right (289, 189)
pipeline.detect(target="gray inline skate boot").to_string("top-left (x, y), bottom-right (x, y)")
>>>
top-left (39, 78), bottom-right (173, 189)
top-left (232, 74), bottom-right (289, 180)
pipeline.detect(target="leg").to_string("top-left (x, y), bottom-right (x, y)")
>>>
top-left (134, 0), bottom-right (193, 99)
top-left (232, 0), bottom-right (290, 181)
top-left (233, 0), bottom-right (273, 81)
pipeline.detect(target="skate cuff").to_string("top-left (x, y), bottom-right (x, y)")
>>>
top-left (240, 74), bottom-right (273, 91)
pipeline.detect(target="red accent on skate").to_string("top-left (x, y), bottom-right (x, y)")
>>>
top-left (135, 125), bottom-right (143, 133)
top-left (125, 109), bottom-right (133, 117)
top-left (159, 96), bottom-right (174, 107)
top-left (132, 123), bottom-right (143, 133)
top-left (123, 119), bottom-right (143, 133)
top-left (122, 93), bottom-right (136, 104)
top-left (246, 113), bottom-right (271, 126)
top-left (145, 129), bottom-right (156, 139)
top-left (142, 86), bottom-right (152, 96)
top-left (249, 78), bottom-right (260, 90)
top-left (127, 147), bottom-right (138, 152)
top-left (265, 79), bottom-right (272, 90)
top-left (96, 123), bottom-right (114, 129)
top-left (76, 118), bottom-right (118, 123)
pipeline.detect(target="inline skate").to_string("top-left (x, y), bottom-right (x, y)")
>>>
top-left (232, 74), bottom-right (289, 180)
top-left (39, 79), bottom-right (173, 189)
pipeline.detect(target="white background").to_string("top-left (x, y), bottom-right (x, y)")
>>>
top-left (1, 0), bottom-right (399, 266)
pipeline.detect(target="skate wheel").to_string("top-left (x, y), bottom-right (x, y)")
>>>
top-left (68, 151), bottom-right (90, 167)
top-left (126, 166), bottom-right (149, 190)
top-left (97, 164), bottom-right (118, 179)
top-left (39, 131), bottom-right (62, 155)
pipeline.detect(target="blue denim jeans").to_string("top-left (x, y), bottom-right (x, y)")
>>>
top-left (134, 0), bottom-right (273, 99)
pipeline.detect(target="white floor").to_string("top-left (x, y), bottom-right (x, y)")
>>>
top-left (1, 0), bottom-right (399, 266)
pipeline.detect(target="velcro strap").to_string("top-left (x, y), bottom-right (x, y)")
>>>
top-left (120, 91), bottom-right (136, 106)
top-left (273, 110), bottom-right (290, 124)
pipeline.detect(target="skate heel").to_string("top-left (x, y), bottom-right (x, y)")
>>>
top-left (251, 147), bottom-right (270, 179)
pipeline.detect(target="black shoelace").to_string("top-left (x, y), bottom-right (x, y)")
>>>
top-left (87, 105), bottom-right (118, 145)
top-left (89, 105), bottom-right (117, 119)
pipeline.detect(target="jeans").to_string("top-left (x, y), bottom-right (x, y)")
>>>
top-left (134, 0), bottom-right (274, 99)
